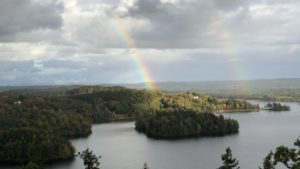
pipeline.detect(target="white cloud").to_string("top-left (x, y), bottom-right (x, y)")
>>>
top-left (0, 43), bottom-right (53, 61)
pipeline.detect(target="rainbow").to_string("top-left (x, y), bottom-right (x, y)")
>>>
top-left (220, 22), bottom-right (251, 93)
top-left (110, 18), bottom-right (157, 90)
top-left (110, 16), bottom-right (249, 92)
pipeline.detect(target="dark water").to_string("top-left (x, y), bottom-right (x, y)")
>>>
top-left (6, 101), bottom-right (300, 169)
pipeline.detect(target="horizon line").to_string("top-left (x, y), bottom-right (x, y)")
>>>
top-left (1, 77), bottom-right (300, 87)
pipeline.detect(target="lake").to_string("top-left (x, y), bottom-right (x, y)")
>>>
top-left (25, 101), bottom-right (300, 169)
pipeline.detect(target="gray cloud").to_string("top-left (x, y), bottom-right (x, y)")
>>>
top-left (212, 0), bottom-right (259, 11)
top-left (0, 0), bottom-right (63, 41)
top-left (55, 0), bottom-right (300, 49)
top-left (120, 0), bottom-right (222, 48)
top-left (115, 0), bottom-right (300, 48)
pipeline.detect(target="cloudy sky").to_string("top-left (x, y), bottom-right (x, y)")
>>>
top-left (0, 0), bottom-right (300, 85)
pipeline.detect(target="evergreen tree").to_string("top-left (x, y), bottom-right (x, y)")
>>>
top-left (260, 138), bottom-right (300, 169)
top-left (143, 162), bottom-right (149, 169)
top-left (259, 152), bottom-right (275, 169)
top-left (218, 147), bottom-right (240, 169)
top-left (78, 148), bottom-right (101, 169)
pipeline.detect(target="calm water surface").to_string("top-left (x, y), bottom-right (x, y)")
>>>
top-left (38, 101), bottom-right (300, 169)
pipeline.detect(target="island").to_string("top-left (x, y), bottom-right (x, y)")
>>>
top-left (135, 109), bottom-right (239, 139)
top-left (264, 102), bottom-right (290, 111)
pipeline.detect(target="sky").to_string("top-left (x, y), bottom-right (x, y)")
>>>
top-left (0, 0), bottom-right (300, 86)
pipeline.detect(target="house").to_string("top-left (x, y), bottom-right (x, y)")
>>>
top-left (13, 100), bottom-right (22, 104)
top-left (193, 96), bottom-right (199, 100)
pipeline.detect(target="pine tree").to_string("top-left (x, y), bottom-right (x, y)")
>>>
top-left (218, 147), bottom-right (240, 169)
top-left (260, 138), bottom-right (300, 169)
top-left (259, 152), bottom-right (275, 169)
top-left (78, 148), bottom-right (101, 169)
top-left (143, 162), bottom-right (149, 169)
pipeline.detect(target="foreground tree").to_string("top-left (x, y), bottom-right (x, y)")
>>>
top-left (260, 138), bottom-right (300, 169)
top-left (260, 152), bottom-right (275, 169)
top-left (218, 147), bottom-right (240, 169)
top-left (143, 162), bottom-right (150, 169)
top-left (78, 148), bottom-right (101, 169)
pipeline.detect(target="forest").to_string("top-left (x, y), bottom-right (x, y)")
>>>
top-left (0, 86), bottom-right (258, 165)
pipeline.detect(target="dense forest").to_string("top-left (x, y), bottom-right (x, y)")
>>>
top-left (135, 109), bottom-right (239, 138)
top-left (264, 102), bottom-right (291, 111)
top-left (0, 86), bottom-right (258, 165)
top-left (0, 128), bottom-right (74, 164)
top-left (0, 94), bottom-right (91, 164)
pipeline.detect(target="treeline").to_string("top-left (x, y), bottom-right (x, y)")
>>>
top-left (212, 91), bottom-right (300, 103)
top-left (264, 102), bottom-right (290, 111)
top-left (153, 92), bottom-right (259, 113)
top-left (216, 99), bottom-right (260, 112)
top-left (69, 87), bottom-right (161, 123)
top-left (133, 79), bottom-right (300, 102)
top-left (135, 109), bottom-right (239, 138)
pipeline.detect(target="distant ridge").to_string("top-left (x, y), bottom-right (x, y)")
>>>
top-left (122, 78), bottom-right (300, 92)
top-left (1, 78), bottom-right (300, 96)
top-left (119, 78), bottom-right (300, 101)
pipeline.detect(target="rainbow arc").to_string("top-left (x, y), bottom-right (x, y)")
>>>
top-left (111, 18), bottom-right (157, 90)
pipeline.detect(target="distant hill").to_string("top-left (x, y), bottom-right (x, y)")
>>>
top-left (0, 85), bottom-right (64, 92)
top-left (124, 78), bottom-right (300, 91)
top-left (1, 78), bottom-right (300, 101)
top-left (123, 78), bottom-right (300, 101)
